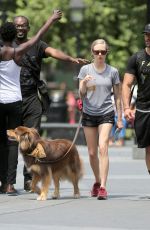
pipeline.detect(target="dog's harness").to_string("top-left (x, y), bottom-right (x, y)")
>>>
top-left (29, 113), bottom-right (83, 164)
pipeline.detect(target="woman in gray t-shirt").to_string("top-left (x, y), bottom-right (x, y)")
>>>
top-left (78, 39), bottom-right (123, 200)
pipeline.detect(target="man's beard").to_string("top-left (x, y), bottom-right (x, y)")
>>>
top-left (145, 41), bottom-right (150, 47)
top-left (16, 36), bottom-right (25, 41)
top-left (16, 32), bottom-right (27, 40)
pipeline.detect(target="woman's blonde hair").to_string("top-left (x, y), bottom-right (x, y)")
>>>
top-left (91, 39), bottom-right (109, 52)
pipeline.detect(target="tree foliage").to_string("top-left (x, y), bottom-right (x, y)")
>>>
top-left (6, 0), bottom-right (147, 79)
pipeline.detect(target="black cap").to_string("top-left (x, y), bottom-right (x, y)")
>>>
top-left (143, 24), bottom-right (150, 33)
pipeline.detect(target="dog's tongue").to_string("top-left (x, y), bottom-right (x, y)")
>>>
top-left (8, 137), bottom-right (16, 141)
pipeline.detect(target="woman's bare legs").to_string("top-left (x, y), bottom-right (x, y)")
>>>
top-left (83, 126), bottom-right (100, 183)
top-left (98, 123), bottom-right (113, 188)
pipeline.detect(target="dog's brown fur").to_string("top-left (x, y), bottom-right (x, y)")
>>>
top-left (7, 126), bottom-right (83, 201)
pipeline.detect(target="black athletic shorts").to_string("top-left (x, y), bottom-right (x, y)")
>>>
top-left (82, 111), bottom-right (115, 127)
top-left (134, 110), bottom-right (150, 148)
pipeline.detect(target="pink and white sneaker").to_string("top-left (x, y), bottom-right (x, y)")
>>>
top-left (97, 187), bottom-right (108, 200)
top-left (91, 182), bottom-right (101, 197)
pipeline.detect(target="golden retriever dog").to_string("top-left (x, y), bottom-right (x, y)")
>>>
top-left (7, 126), bottom-right (83, 201)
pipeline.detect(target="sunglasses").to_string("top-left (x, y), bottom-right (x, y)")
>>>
top-left (15, 24), bottom-right (28, 29)
top-left (92, 49), bottom-right (107, 55)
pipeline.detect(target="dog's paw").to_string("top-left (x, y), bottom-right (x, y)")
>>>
top-left (52, 193), bottom-right (60, 199)
top-left (37, 194), bottom-right (47, 201)
top-left (74, 193), bottom-right (80, 199)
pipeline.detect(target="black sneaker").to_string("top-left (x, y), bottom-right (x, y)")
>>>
top-left (24, 180), bottom-right (32, 192)
top-left (0, 183), bottom-right (7, 194)
top-left (6, 184), bottom-right (18, 196)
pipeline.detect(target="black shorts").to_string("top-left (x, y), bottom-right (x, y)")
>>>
top-left (82, 111), bottom-right (115, 127)
top-left (134, 110), bottom-right (150, 148)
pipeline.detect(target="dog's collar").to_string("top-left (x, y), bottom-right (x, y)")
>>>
top-left (27, 143), bottom-right (46, 159)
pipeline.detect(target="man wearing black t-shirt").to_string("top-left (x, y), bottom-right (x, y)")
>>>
top-left (12, 16), bottom-right (88, 191)
top-left (122, 24), bottom-right (150, 175)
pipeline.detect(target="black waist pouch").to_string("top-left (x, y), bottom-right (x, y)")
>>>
top-left (38, 80), bottom-right (51, 115)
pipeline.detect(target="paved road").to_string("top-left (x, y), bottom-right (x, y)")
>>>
top-left (0, 144), bottom-right (150, 230)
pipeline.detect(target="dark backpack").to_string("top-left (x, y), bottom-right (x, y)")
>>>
top-left (130, 50), bottom-right (145, 104)
top-left (130, 49), bottom-right (147, 104)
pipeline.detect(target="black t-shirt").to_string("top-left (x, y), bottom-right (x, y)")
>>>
top-left (13, 40), bottom-right (48, 95)
top-left (126, 49), bottom-right (150, 110)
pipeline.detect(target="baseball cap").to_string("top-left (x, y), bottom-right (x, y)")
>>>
top-left (143, 24), bottom-right (150, 33)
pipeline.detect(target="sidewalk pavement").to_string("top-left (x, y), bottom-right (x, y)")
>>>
top-left (0, 144), bottom-right (150, 230)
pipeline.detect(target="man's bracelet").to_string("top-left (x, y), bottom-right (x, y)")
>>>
top-left (124, 107), bottom-right (130, 111)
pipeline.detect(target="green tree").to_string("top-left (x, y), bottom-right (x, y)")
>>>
top-left (7, 0), bottom-right (147, 85)
top-left (81, 0), bottom-right (147, 75)
top-left (0, 0), bottom-right (16, 23)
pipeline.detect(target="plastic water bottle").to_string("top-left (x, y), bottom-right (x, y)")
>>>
top-left (114, 128), bottom-right (120, 141)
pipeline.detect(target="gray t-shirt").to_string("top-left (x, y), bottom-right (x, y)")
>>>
top-left (78, 63), bottom-right (120, 116)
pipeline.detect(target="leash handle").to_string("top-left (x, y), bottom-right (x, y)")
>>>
top-left (76, 98), bottom-right (83, 111)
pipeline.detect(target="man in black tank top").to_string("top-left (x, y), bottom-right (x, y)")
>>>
top-left (122, 24), bottom-right (150, 180)
top-left (13, 16), bottom-right (89, 192)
